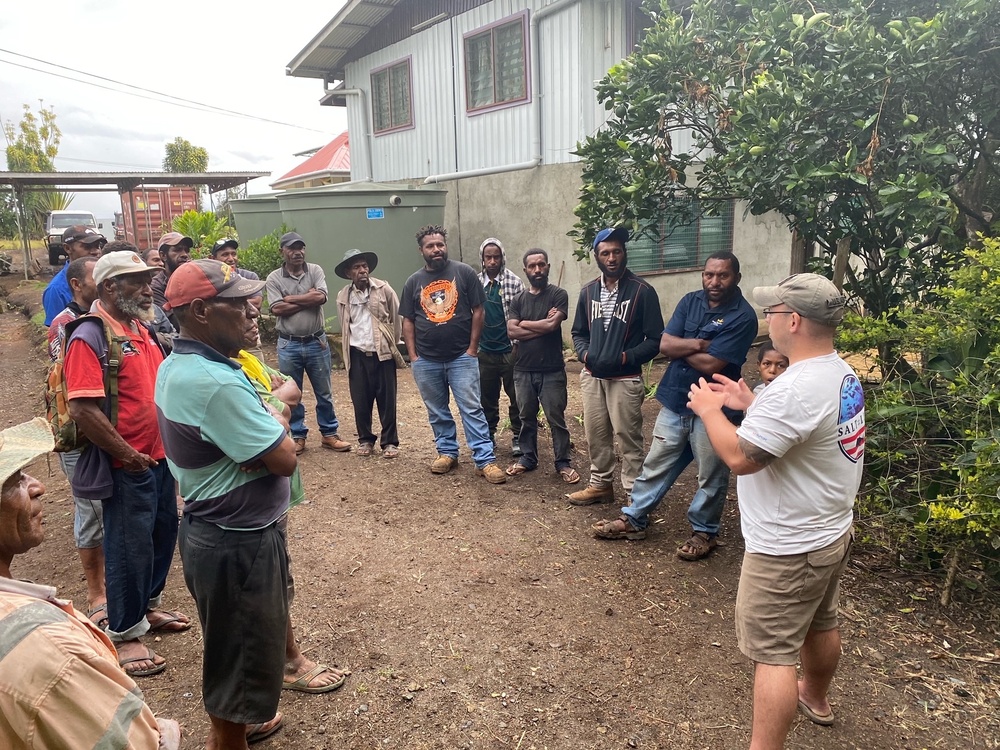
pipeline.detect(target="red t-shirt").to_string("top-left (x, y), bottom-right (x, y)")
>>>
top-left (64, 302), bottom-right (165, 465)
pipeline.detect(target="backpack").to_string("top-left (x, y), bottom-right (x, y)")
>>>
top-left (45, 315), bottom-right (127, 453)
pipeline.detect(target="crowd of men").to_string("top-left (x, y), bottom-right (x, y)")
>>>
top-left (1, 221), bottom-right (864, 750)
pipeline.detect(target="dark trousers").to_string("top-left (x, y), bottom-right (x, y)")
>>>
top-left (348, 347), bottom-right (399, 448)
top-left (514, 369), bottom-right (572, 471)
top-left (478, 350), bottom-right (522, 441)
top-left (179, 515), bottom-right (288, 724)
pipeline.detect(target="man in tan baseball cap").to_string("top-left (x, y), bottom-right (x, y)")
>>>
top-left (151, 232), bottom-right (194, 309)
top-left (688, 272), bottom-right (862, 747)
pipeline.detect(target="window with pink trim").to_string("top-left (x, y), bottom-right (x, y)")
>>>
top-left (464, 13), bottom-right (529, 113)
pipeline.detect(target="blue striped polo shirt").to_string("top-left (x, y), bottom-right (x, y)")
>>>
top-left (155, 337), bottom-right (289, 530)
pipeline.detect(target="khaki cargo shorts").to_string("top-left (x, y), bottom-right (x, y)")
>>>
top-left (735, 528), bottom-right (853, 666)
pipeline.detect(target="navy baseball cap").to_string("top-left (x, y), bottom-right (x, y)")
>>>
top-left (280, 231), bottom-right (305, 248)
top-left (593, 227), bottom-right (629, 249)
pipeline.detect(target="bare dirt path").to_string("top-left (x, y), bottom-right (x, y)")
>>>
top-left (1, 272), bottom-right (997, 749)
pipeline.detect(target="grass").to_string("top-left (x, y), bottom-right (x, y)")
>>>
top-left (0, 238), bottom-right (45, 251)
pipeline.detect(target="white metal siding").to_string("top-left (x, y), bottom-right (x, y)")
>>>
top-left (343, 0), bottom-right (645, 180)
top-left (345, 24), bottom-right (458, 182)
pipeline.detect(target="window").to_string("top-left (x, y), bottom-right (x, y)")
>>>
top-left (628, 200), bottom-right (735, 274)
top-left (371, 58), bottom-right (412, 134)
top-left (464, 13), bottom-right (529, 113)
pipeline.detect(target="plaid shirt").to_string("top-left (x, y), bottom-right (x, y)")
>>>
top-left (477, 267), bottom-right (525, 321)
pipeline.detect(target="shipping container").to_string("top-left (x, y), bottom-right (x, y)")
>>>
top-left (118, 186), bottom-right (199, 252)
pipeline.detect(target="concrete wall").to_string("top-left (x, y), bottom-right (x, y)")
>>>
top-left (436, 162), bottom-right (793, 341)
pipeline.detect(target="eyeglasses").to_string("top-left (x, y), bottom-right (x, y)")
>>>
top-left (762, 308), bottom-right (794, 318)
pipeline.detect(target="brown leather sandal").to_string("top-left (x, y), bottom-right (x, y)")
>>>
top-left (677, 531), bottom-right (718, 561)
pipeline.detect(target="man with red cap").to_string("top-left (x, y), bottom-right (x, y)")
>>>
top-left (157, 258), bottom-right (298, 748)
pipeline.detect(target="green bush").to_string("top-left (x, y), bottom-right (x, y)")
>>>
top-left (841, 238), bottom-right (1000, 600)
top-left (238, 226), bottom-right (290, 280)
top-left (170, 210), bottom-right (234, 253)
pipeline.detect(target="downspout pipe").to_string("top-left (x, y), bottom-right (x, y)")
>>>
top-left (332, 88), bottom-right (374, 182)
top-left (424, 0), bottom-right (581, 185)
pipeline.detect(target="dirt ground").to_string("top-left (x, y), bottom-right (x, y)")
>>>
top-left (1, 264), bottom-right (998, 750)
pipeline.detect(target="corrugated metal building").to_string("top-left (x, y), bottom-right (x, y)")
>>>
top-left (287, 0), bottom-right (792, 314)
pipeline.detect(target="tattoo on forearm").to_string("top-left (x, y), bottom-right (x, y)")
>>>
top-left (738, 437), bottom-right (777, 468)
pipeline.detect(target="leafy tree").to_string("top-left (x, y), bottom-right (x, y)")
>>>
top-left (839, 238), bottom-right (1000, 603)
top-left (2, 103), bottom-right (62, 236)
top-left (573, 0), bottom-right (1000, 324)
top-left (3, 103), bottom-right (60, 172)
top-left (0, 189), bottom-right (18, 240)
top-left (162, 137), bottom-right (209, 172)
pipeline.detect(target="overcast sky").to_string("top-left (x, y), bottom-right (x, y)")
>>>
top-left (0, 0), bottom-right (349, 216)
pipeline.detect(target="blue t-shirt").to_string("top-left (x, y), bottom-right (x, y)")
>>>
top-left (655, 288), bottom-right (758, 416)
top-left (155, 338), bottom-right (289, 530)
top-left (42, 266), bottom-right (71, 326)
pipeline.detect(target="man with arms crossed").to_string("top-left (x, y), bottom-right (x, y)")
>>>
top-left (158, 259), bottom-right (298, 748)
top-left (266, 231), bottom-right (351, 454)
top-left (504, 249), bottom-right (578, 483)
top-left (591, 252), bottom-right (757, 560)
top-left (688, 273), bottom-right (864, 749)
top-left (400, 225), bottom-right (506, 483)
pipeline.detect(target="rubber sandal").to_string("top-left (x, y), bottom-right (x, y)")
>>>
top-left (86, 603), bottom-right (108, 630)
top-left (147, 608), bottom-right (192, 633)
top-left (283, 663), bottom-right (347, 694)
top-left (677, 531), bottom-right (718, 561)
top-left (798, 700), bottom-right (835, 726)
top-left (119, 647), bottom-right (167, 677)
top-left (357, 443), bottom-right (374, 457)
top-left (247, 712), bottom-right (283, 743)
top-left (382, 445), bottom-right (399, 459)
top-left (505, 463), bottom-right (533, 476)
top-left (591, 516), bottom-right (646, 540)
top-left (558, 467), bottom-right (581, 484)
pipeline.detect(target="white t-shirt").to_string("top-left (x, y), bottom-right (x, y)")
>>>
top-left (736, 352), bottom-right (865, 555)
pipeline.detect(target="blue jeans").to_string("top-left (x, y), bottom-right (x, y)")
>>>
top-left (410, 353), bottom-right (496, 468)
top-left (277, 336), bottom-right (339, 439)
top-left (622, 406), bottom-right (730, 535)
top-left (103, 462), bottom-right (178, 641)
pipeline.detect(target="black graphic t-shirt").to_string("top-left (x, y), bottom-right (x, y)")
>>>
top-left (400, 260), bottom-right (485, 362)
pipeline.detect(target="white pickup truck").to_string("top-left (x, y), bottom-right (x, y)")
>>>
top-left (45, 210), bottom-right (104, 265)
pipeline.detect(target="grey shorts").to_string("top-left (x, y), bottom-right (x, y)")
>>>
top-left (58, 450), bottom-right (104, 548)
top-left (735, 529), bottom-right (852, 666)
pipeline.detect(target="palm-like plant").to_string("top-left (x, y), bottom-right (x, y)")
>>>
top-left (169, 210), bottom-right (235, 254)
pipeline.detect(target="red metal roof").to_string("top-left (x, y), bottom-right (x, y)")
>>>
top-left (272, 131), bottom-right (350, 187)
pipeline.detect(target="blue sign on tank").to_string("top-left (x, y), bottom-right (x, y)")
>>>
top-left (366, 208), bottom-right (385, 220)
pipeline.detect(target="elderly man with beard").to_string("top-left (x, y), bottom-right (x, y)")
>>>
top-left (568, 227), bottom-right (663, 506)
top-left (64, 250), bottom-right (191, 680)
top-left (157, 259), bottom-right (298, 749)
top-left (0, 418), bottom-right (183, 749)
top-left (504, 249), bottom-right (578, 483)
top-left (266, 232), bottom-right (351, 454)
top-left (400, 225), bottom-right (505, 483)
top-left (477, 238), bottom-right (524, 456)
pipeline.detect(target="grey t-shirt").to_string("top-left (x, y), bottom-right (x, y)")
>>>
top-left (265, 263), bottom-right (329, 336)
